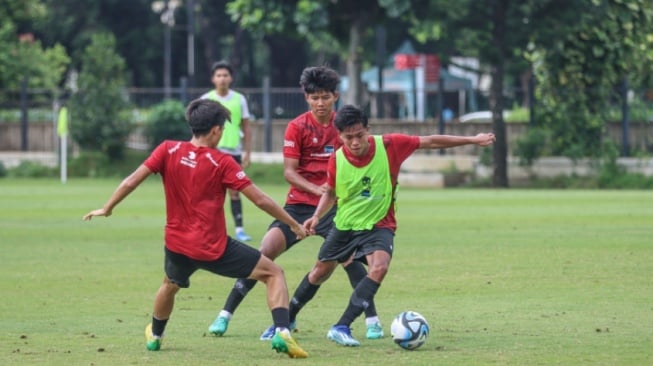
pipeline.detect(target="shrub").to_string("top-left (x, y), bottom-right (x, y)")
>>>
top-left (144, 100), bottom-right (190, 150)
top-left (8, 161), bottom-right (57, 178)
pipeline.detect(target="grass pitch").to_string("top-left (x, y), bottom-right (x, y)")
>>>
top-left (0, 178), bottom-right (651, 365)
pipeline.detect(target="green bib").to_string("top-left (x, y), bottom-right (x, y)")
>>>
top-left (334, 135), bottom-right (393, 231)
top-left (206, 90), bottom-right (242, 149)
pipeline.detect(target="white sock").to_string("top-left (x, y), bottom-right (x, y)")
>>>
top-left (219, 310), bottom-right (233, 320)
top-left (365, 316), bottom-right (380, 326)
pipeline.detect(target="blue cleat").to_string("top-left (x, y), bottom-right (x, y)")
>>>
top-left (208, 315), bottom-right (229, 336)
top-left (327, 325), bottom-right (360, 346)
top-left (235, 230), bottom-right (252, 242)
top-left (366, 321), bottom-right (384, 339)
top-left (260, 321), bottom-right (296, 341)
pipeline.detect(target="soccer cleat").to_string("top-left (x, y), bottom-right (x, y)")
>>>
top-left (208, 315), bottom-right (229, 336)
top-left (145, 323), bottom-right (163, 351)
top-left (271, 330), bottom-right (308, 358)
top-left (260, 321), bottom-right (296, 341)
top-left (366, 321), bottom-right (384, 339)
top-left (327, 325), bottom-right (360, 346)
top-left (235, 230), bottom-right (252, 242)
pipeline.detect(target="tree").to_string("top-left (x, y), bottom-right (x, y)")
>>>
top-left (0, 0), bottom-right (69, 89)
top-left (69, 33), bottom-right (132, 161)
top-left (529, 0), bottom-right (653, 159)
top-left (226, 0), bottom-right (412, 99)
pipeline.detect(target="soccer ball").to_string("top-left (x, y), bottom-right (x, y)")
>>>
top-left (390, 311), bottom-right (430, 350)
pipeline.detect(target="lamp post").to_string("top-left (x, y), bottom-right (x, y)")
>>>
top-left (152, 0), bottom-right (181, 99)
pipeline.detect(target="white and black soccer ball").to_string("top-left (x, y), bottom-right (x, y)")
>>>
top-left (390, 311), bottom-right (430, 350)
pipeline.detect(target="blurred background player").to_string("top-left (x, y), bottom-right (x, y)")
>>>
top-left (83, 99), bottom-right (308, 358)
top-left (208, 66), bottom-right (384, 341)
top-left (202, 60), bottom-right (252, 241)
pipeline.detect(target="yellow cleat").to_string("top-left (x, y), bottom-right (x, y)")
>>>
top-left (145, 323), bottom-right (163, 351)
top-left (271, 330), bottom-right (308, 359)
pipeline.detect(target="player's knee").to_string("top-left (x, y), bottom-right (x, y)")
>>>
top-left (368, 263), bottom-right (389, 281)
top-left (308, 261), bottom-right (337, 285)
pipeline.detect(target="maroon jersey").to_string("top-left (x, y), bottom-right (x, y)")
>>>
top-left (144, 140), bottom-right (252, 261)
top-left (283, 111), bottom-right (342, 206)
top-left (327, 134), bottom-right (420, 231)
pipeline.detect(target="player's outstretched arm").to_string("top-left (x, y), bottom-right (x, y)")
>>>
top-left (241, 184), bottom-right (307, 239)
top-left (82, 165), bottom-right (152, 221)
top-left (418, 133), bottom-right (495, 150)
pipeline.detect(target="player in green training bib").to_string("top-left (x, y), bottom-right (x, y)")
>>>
top-left (201, 61), bottom-right (252, 242)
top-left (298, 104), bottom-right (495, 346)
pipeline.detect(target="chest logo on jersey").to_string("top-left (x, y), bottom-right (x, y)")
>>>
top-left (181, 151), bottom-right (197, 168)
top-left (324, 145), bottom-right (334, 154)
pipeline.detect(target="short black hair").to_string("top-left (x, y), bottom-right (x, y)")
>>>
top-left (211, 60), bottom-right (233, 76)
top-left (334, 104), bottom-right (368, 131)
top-left (299, 66), bottom-right (340, 94)
top-left (185, 99), bottom-right (231, 136)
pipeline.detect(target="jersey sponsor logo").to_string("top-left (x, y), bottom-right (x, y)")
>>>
top-left (310, 152), bottom-right (333, 157)
top-left (181, 151), bottom-right (197, 168)
top-left (205, 152), bottom-right (219, 167)
top-left (284, 139), bottom-right (295, 148)
top-left (236, 171), bottom-right (247, 179)
top-left (168, 142), bottom-right (182, 154)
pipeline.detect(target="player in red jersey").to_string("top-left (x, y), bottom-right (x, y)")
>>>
top-left (209, 66), bottom-right (384, 341)
top-left (83, 99), bottom-right (308, 358)
top-left (300, 104), bottom-right (494, 346)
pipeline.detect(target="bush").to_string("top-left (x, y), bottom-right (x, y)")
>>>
top-left (144, 100), bottom-right (190, 150)
top-left (68, 150), bottom-right (149, 178)
top-left (7, 161), bottom-right (57, 178)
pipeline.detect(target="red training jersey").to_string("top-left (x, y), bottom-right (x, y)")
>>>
top-left (144, 140), bottom-right (252, 261)
top-left (326, 134), bottom-right (420, 232)
top-left (283, 111), bottom-right (342, 206)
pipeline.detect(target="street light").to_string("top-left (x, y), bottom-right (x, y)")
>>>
top-left (152, 0), bottom-right (181, 99)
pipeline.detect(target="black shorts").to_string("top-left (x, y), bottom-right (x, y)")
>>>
top-left (268, 204), bottom-right (336, 250)
top-left (318, 227), bottom-right (395, 265)
top-left (164, 238), bottom-right (261, 288)
top-left (228, 154), bottom-right (242, 165)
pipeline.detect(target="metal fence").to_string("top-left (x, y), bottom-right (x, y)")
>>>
top-left (1, 85), bottom-right (652, 153)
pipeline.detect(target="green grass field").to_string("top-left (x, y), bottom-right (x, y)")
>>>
top-left (0, 179), bottom-right (651, 365)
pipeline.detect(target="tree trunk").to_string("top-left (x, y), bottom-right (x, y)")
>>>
top-left (264, 36), bottom-right (308, 86)
top-left (490, 0), bottom-right (509, 187)
top-left (345, 19), bottom-right (365, 106)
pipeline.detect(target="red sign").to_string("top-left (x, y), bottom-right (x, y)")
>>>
top-left (394, 53), bottom-right (440, 83)
top-left (424, 54), bottom-right (440, 83)
top-left (394, 54), bottom-right (420, 70)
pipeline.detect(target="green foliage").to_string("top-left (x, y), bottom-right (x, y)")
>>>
top-left (69, 32), bottom-right (132, 161)
top-left (515, 127), bottom-right (552, 166)
top-left (0, 9), bottom-right (70, 89)
top-left (6, 161), bottom-right (57, 178)
top-left (529, 0), bottom-right (653, 161)
top-left (144, 100), bottom-right (190, 150)
top-left (0, 161), bottom-right (6, 177)
top-left (67, 149), bottom-right (149, 178)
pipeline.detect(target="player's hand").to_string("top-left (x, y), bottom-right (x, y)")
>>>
top-left (241, 152), bottom-right (250, 169)
top-left (290, 222), bottom-right (307, 240)
top-left (304, 215), bottom-right (319, 235)
top-left (313, 184), bottom-right (328, 197)
top-left (475, 133), bottom-right (496, 146)
top-left (83, 208), bottom-right (111, 221)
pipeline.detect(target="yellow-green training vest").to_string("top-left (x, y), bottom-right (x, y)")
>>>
top-left (206, 90), bottom-right (242, 150)
top-left (334, 135), bottom-right (393, 231)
